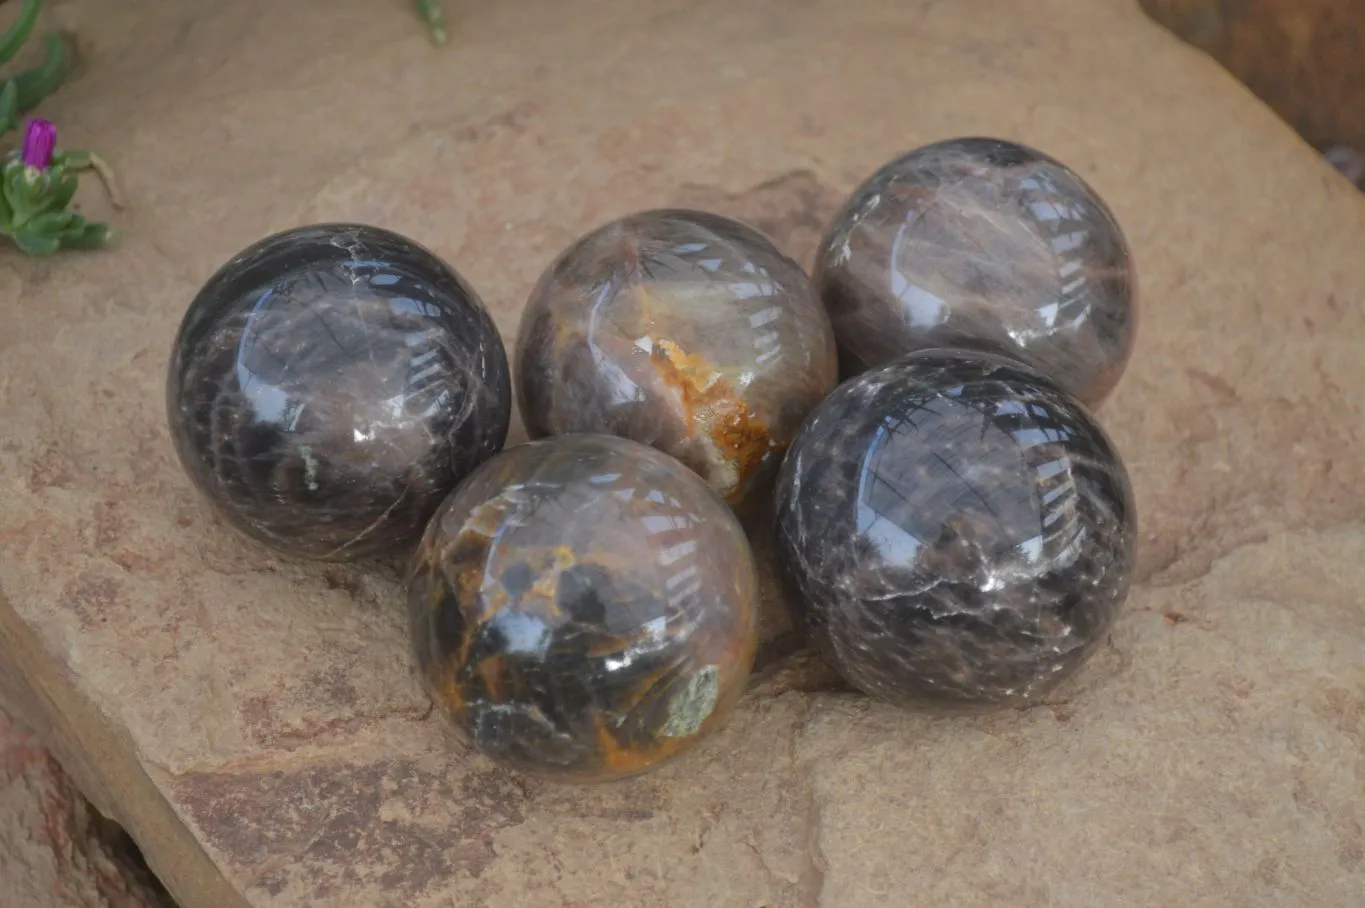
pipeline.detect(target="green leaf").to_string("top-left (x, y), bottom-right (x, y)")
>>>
top-left (13, 31), bottom-right (66, 113)
top-left (4, 163), bottom-right (48, 227)
top-left (0, 80), bottom-right (17, 136)
top-left (57, 212), bottom-right (87, 237)
top-left (415, 0), bottom-right (446, 44)
top-left (47, 170), bottom-right (76, 209)
top-left (28, 208), bottom-right (71, 233)
top-left (0, 0), bottom-right (42, 67)
top-left (12, 224), bottom-right (59, 255)
top-left (59, 219), bottom-right (109, 250)
top-left (3, 162), bottom-right (29, 211)
top-left (54, 148), bottom-right (89, 169)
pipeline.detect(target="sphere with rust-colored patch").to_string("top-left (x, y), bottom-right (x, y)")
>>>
top-left (407, 433), bottom-right (760, 782)
top-left (513, 209), bottom-right (839, 508)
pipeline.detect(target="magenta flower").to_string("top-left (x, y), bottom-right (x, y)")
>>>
top-left (21, 118), bottom-right (57, 170)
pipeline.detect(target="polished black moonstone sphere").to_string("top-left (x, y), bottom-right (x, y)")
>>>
top-left (773, 350), bottom-right (1136, 712)
top-left (813, 137), bottom-right (1137, 407)
top-left (166, 223), bottom-right (512, 561)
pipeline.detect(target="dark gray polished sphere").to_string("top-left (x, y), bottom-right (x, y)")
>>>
top-left (166, 223), bottom-right (511, 561)
top-left (813, 137), bottom-right (1137, 407)
top-left (773, 349), bottom-right (1136, 712)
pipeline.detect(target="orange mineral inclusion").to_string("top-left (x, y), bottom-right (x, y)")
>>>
top-left (649, 337), bottom-right (772, 502)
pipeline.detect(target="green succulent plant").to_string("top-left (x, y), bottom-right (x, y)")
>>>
top-left (3, 124), bottom-right (112, 254)
top-left (0, 0), bottom-right (64, 138)
top-left (0, 0), bottom-right (114, 255)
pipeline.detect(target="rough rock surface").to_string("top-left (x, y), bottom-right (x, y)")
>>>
top-left (0, 709), bottom-right (170, 908)
top-left (1, 0), bottom-right (1363, 906)
top-left (1141, 0), bottom-right (1365, 149)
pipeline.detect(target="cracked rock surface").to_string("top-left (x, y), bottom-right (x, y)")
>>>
top-left (0, 709), bottom-right (172, 908)
top-left (1, 0), bottom-right (1364, 905)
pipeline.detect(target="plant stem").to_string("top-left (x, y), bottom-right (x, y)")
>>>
top-left (416, 0), bottom-right (446, 45)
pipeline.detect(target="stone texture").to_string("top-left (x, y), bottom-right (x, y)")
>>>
top-left (774, 350), bottom-right (1136, 711)
top-left (812, 137), bottom-right (1136, 406)
top-left (1324, 144), bottom-right (1365, 189)
top-left (166, 223), bottom-right (511, 562)
top-left (1141, 0), bottom-right (1365, 150)
top-left (515, 208), bottom-right (837, 506)
top-left (0, 708), bottom-right (171, 908)
top-left (408, 434), bottom-right (759, 782)
top-left (0, 0), bottom-right (1363, 906)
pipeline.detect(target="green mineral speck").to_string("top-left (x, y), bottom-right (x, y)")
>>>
top-left (661, 664), bottom-right (719, 738)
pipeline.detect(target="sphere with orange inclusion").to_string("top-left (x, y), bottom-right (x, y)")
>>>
top-left (513, 209), bottom-right (838, 509)
top-left (407, 433), bottom-right (760, 781)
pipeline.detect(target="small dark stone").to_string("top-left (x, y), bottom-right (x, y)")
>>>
top-left (773, 349), bottom-right (1137, 713)
top-left (813, 137), bottom-right (1137, 406)
top-left (166, 223), bottom-right (511, 561)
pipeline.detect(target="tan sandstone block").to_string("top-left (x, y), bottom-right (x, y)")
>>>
top-left (1, 0), bottom-right (1362, 905)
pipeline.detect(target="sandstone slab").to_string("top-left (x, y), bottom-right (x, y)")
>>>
top-left (1142, 0), bottom-right (1365, 150)
top-left (0, 708), bottom-right (169, 908)
top-left (1, 0), bottom-right (1364, 905)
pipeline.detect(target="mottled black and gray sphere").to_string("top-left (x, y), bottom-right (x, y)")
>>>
top-left (408, 433), bottom-right (759, 782)
top-left (166, 223), bottom-right (512, 561)
top-left (773, 350), bottom-right (1136, 712)
top-left (813, 137), bottom-right (1137, 407)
